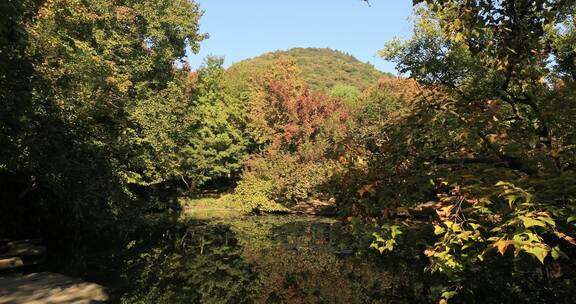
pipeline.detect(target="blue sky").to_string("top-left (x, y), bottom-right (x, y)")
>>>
top-left (186, 1), bottom-right (414, 75)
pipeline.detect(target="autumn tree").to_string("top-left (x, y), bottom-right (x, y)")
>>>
top-left (232, 59), bottom-right (351, 209)
top-left (357, 1), bottom-right (576, 301)
top-left (247, 58), bottom-right (349, 151)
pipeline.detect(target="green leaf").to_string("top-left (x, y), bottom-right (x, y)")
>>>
top-left (434, 225), bottom-right (446, 235)
top-left (537, 216), bottom-right (555, 227)
top-left (372, 232), bottom-right (385, 243)
top-left (551, 245), bottom-right (566, 260)
top-left (490, 227), bottom-right (502, 233)
top-left (524, 245), bottom-right (549, 264)
top-left (506, 195), bottom-right (519, 208)
top-left (390, 225), bottom-right (403, 238)
top-left (519, 216), bottom-right (546, 228)
top-left (469, 223), bottom-right (481, 230)
top-left (441, 290), bottom-right (458, 300)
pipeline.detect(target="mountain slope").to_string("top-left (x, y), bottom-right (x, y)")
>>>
top-left (224, 48), bottom-right (391, 92)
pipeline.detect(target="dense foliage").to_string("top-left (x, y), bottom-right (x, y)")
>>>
top-left (228, 58), bottom-right (350, 212)
top-left (0, 0), bottom-right (245, 233)
top-left (0, 0), bottom-right (209, 235)
top-left (1, 0), bottom-right (575, 303)
top-left (353, 1), bottom-right (576, 302)
top-left (179, 57), bottom-right (249, 191)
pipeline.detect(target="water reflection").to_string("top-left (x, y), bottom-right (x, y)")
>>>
top-left (117, 222), bottom-right (256, 304)
top-left (44, 215), bottom-right (435, 303)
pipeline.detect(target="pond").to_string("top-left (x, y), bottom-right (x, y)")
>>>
top-left (40, 214), bottom-right (436, 303)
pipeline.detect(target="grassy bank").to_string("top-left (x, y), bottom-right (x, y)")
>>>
top-left (180, 195), bottom-right (243, 220)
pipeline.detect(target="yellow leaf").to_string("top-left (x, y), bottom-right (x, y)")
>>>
top-left (520, 216), bottom-right (546, 228)
top-left (524, 245), bottom-right (549, 264)
top-left (434, 225), bottom-right (446, 235)
top-left (457, 231), bottom-right (473, 241)
top-left (494, 239), bottom-right (512, 256)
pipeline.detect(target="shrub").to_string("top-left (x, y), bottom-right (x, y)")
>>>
top-left (230, 141), bottom-right (338, 213)
top-left (231, 174), bottom-right (288, 213)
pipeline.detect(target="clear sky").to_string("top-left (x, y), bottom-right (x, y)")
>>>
top-left (186, 1), bottom-right (414, 75)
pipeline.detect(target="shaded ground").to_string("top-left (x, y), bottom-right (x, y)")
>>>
top-left (0, 272), bottom-right (108, 304)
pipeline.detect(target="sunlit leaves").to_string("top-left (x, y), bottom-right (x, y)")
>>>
top-left (1, 0), bottom-right (206, 218)
top-left (427, 181), bottom-right (574, 281)
top-left (356, 0), bottom-right (576, 301)
top-left (370, 225), bottom-right (403, 254)
top-left (519, 216), bottom-right (549, 229)
top-left (496, 181), bottom-right (533, 208)
top-left (246, 58), bottom-right (349, 150)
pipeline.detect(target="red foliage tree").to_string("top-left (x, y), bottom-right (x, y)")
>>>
top-left (248, 58), bottom-right (349, 150)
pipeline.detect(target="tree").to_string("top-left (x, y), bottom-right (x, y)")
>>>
top-left (328, 84), bottom-right (362, 108)
top-left (246, 58), bottom-right (349, 151)
top-left (230, 58), bottom-right (352, 209)
top-left (179, 57), bottom-right (249, 190)
top-left (0, 0), bottom-right (206, 232)
top-left (362, 1), bottom-right (576, 301)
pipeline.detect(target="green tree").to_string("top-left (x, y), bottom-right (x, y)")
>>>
top-left (179, 57), bottom-right (249, 190)
top-left (0, 0), bottom-right (205, 231)
top-left (329, 84), bottom-right (362, 108)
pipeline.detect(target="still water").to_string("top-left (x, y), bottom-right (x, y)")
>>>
top-left (44, 215), bottom-right (433, 303)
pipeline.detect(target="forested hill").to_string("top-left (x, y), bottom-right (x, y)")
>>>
top-left (225, 48), bottom-right (391, 92)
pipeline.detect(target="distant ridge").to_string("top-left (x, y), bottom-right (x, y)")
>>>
top-left (225, 47), bottom-right (391, 92)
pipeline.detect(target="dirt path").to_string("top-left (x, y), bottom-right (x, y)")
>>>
top-left (0, 272), bottom-right (108, 304)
